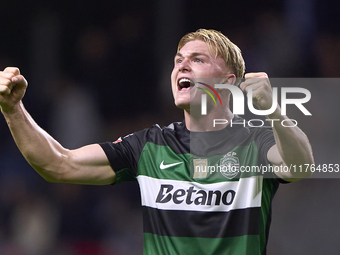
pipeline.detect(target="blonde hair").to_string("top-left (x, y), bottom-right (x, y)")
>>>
top-left (177, 29), bottom-right (245, 81)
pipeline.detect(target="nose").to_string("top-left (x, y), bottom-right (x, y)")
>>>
top-left (178, 58), bottom-right (191, 72)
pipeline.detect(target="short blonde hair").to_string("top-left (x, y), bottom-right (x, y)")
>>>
top-left (177, 29), bottom-right (245, 80)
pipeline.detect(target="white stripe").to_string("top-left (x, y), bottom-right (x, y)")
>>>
top-left (137, 175), bottom-right (263, 212)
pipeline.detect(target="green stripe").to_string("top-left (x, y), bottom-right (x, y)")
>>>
top-left (143, 233), bottom-right (261, 255)
top-left (115, 167), bottom-right (137, 183)
top-left (137, 142), bottom-right (262, 184)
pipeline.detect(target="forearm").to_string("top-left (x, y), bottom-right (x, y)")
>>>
top-left (240, 72), bottom-right (314, 179)
top-left (268, 109), bottom-right (314, 178)
top-left (0, 68), bottom-right (115, 185)
top-left (2, 101), bottom-right (68, 181)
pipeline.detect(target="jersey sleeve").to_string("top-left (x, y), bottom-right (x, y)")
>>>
top-left (255, 127), bottom-right (290, 183)
top-left (99, 131), bottom-right (145, 184)
top-left (256, 127), bottom-right (276, 166)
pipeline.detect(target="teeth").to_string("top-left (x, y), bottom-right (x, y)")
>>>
top-left (179, 78), bottom-right (193, 85)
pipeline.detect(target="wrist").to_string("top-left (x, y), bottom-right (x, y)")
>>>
top-left (266, 106), bottom-right (283, 120)
top-left (1, 101), bottom-right (23, 116)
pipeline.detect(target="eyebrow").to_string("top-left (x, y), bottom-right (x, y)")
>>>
top-left (175, 52), bottom-right (209, 58)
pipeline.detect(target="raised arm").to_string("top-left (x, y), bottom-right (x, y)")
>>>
top-left (240, 72), bottom-right (314, 181)
top-left (0, 67), bottom-right (115, 185)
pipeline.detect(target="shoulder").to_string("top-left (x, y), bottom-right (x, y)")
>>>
top-left (116, 120), bottom-right (186, 145)
top-left (132, 120), bottom-right (183, 136)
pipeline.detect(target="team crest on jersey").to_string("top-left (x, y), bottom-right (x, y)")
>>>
top-left (219, 152), bottom-right (240, 179)
top-left (193, 159), bottom-right (208, 179)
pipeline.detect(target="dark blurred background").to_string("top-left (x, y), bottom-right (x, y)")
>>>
top-left (0, 0), bottom-right (340, 254)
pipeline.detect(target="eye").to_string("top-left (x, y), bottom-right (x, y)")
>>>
top-left (194, 58), bottom-right (203, 63)
top-left (175, 58), bottom-right (183, 64)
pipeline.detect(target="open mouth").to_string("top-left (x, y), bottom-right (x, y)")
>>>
top-left (178, 78), bottom-right (194, 92)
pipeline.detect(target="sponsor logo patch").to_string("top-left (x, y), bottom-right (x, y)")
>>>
top-left (193, 158), bottom-right (208, 179)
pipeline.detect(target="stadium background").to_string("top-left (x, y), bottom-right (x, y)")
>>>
top-left (0, 0), bottom-right (340, 254)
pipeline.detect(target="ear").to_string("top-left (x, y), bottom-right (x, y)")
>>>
top-left (225, 74), bottom-right (236, 85)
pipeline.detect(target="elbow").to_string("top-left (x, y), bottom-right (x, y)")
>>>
top-left (279, 155), bottom-right (315, 182)
top-left (41, 172), bottom-right (65, 183)
top-left (30, 162), bottom-right (67, 183)
top-left (302, 154), bottom-right (315, 178)
top-left (290, 157), bottom-right (315, 180)
top-left (30, 149), bottom-right (71, 183)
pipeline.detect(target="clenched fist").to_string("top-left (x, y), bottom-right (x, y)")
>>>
top-left (240, 72), bottom-right (280, 116)
top-left (0, 67), bottom-right (28, 113)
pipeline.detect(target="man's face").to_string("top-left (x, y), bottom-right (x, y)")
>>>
top-left (171, 40), bottom-right (230, 110)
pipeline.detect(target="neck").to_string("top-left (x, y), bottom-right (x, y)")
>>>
top-left (184, 107), bottom-right (234, 131)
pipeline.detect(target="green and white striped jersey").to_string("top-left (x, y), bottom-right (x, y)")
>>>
top-left (100, 117), bottom-right (285, 255)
